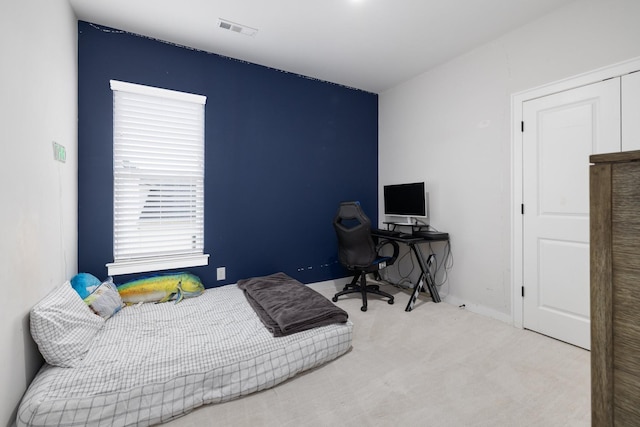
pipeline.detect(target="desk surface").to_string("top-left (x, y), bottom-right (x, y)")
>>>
top-left (412, 230), bottom-right (449, 241)
top-left (372, 229), bottom-right (449, 242)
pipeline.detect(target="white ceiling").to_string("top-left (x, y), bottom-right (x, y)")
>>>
top-left (68, 0), bottom-right (576, 93)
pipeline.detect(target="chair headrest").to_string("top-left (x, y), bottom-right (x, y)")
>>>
top-left (335, 201), bottom-right (370, 225)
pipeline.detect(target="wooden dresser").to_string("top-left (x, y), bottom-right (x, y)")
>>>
top-left (590, 150), bottom-right (640, 426)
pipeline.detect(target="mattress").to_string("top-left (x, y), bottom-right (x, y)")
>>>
top-left (17, 284), bottom-right (353, 426)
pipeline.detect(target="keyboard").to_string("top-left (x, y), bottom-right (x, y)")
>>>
top-left (372, 228), bottom-right (401, 237)
top-left (372, 229), bottom-right (417, 239)
top-left (397, 233), bottom-right (414, 238)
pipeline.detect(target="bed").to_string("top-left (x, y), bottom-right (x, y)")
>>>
top-left (17, 274), bottom-right (352, 427)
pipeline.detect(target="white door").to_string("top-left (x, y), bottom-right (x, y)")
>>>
top-left (622, 71), bottom-right (640, 151)
top-left (522, 78), bottom-right (620, 349)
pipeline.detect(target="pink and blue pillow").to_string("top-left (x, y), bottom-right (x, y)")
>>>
top-left (71, 273), bottom-right (124, 320)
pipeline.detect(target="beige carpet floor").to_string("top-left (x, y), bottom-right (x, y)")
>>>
top-left (164, 280), bottom-right (590, 427)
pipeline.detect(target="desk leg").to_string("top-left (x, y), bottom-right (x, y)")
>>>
top-left (423, 254), bottom-right (440, 303)
top-left (405, 273), bottom-right (425, 312)
top-left (405, 244), bottom-right (441, 311)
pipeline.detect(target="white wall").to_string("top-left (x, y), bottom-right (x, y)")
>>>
top-left (0, 1), bottom-right (77, 425)
top-left (379, 0), bottom-right (640, 321)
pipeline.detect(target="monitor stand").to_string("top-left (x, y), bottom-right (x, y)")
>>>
top-left (384, 217), bottom-right (418, 226)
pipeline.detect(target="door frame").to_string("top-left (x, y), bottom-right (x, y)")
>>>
top-left (511, 56), bottom-right (640, 329)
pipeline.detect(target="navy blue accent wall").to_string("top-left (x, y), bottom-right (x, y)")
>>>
top-left (78, 21), bottom-right (378, 286)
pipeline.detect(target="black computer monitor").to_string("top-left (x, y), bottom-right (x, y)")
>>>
top-left (383, 182), bottom-right (426, 223)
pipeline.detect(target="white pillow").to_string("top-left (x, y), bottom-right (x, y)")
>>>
top-left (30, 281), bottom-right (104, 367)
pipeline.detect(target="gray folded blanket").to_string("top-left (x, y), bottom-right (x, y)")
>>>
top-left (237, 272), bottom-right (348, 337)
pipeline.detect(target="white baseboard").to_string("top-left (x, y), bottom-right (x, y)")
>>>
top-left (311, 277), bottom-right (516, 328)
top-left (308, 276), bottom-right (351, 290)
top-left (443, 294), bottom-right (513, 325)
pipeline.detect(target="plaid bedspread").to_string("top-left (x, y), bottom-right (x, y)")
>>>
top-left (17, 284), bottom-right (352, 427)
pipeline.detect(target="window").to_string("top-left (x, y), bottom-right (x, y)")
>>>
top-left (106, 80), bottom-right (208, 275)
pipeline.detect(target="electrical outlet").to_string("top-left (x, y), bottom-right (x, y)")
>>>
top-left (216, 267), bottom-right (226, 281)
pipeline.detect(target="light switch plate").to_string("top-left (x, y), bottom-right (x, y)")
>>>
top-left (52, 141), bottom-right (66, 163)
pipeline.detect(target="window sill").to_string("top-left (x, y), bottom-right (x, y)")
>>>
top-left (106, 254), bottom-right (210, 276)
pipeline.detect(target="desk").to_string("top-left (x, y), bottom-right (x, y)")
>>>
top-left (371, 229), bottom-right (449, 311)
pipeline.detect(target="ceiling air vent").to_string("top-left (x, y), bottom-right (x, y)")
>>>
top-left (218, 19), bottom-right (258, 37)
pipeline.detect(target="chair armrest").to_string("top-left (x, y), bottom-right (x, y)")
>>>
top-left (376, 239), bottom-right (399, 266)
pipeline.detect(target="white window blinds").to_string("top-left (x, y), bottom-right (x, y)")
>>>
top-left (107, 80), bottom-right (208, 275)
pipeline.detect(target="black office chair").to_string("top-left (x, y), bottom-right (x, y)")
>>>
top-left (332, 201), bottom-right (399, 311)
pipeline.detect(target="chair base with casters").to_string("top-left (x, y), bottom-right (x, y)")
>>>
top-left (332, 271), bottom-right (394, 312)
